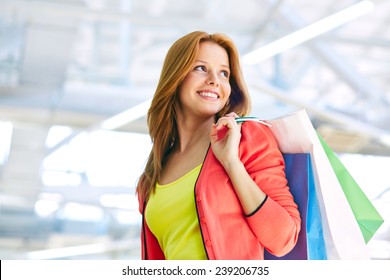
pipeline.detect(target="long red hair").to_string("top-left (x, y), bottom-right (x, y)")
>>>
top-left (137, 31), bottom-right (251, 201)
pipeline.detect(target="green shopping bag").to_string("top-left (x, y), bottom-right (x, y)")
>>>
top-left (318, 133), bottom-right (384, 243)
top-left (268, 110), bottom-right (371, 259)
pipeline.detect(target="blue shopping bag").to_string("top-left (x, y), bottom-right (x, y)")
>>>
top-left (264, 153), bottom-right (327, 260)
top-left (267, 110), bottom-right (370, 259)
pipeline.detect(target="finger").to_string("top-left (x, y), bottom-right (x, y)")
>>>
top-left (220, 115), bottom-right (243, 131)
top-left (224, 112), bottom-right (239, 118)
top-left (211, 124), bottom-right (229, 141)
top-left (215, 117), bottom-right (235, 130)
top-left (210, 124), bottom-right (219, 142)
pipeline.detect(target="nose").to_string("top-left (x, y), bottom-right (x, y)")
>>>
top-left (206, 72), bottom-right (219, 86)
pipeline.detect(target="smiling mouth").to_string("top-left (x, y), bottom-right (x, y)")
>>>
top-left (198, 91), bottom-right (219, 99)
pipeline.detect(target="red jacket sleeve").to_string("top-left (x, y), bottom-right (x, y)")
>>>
top-left (239, 121), bottom-right (301, 256)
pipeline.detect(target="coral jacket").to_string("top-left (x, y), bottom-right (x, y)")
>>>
top-left (138, 121), bottom-right (301, 260)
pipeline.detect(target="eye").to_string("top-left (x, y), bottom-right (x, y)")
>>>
top-left (220, 70), bottom-right (230, 78)
top-left (194, 65), bottom-right (207, 72)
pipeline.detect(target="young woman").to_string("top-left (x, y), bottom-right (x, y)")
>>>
top-left (137, 31), bottom-right (301, 260)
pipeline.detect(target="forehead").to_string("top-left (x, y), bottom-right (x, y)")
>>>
top-left (197, 41), bottom-right (229, 65)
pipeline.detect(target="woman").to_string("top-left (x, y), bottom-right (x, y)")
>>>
top-left (137, 31), bottom-right (301, 260)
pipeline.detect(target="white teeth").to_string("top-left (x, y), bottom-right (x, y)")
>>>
top-left (199, 91), bottom-right (218, 98)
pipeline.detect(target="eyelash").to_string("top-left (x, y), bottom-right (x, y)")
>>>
top-left (194, 65), bottom-right (230, 78)
top-left (194, 65), bottom-right (206, 72)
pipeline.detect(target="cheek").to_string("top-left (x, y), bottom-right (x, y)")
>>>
top-left (223, 83), bottom-right (232, 101)
top-left (177, 76), bottom-right (193, 97)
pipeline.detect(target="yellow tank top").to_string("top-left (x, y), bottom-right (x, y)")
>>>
top-left (145, 164), bottom-right (207, 260)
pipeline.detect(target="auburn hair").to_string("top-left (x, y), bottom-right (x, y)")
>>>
top-left (137, 31), bottom-right (251, 202)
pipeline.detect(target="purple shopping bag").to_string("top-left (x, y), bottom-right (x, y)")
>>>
top-left (264, 153), bottom-right (327, 260)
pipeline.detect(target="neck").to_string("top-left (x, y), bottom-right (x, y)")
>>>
top-left (175, 115), bottom-right (215, 154)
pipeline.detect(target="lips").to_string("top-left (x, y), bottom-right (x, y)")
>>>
top-left (198, 91), bottom-right (219, 99)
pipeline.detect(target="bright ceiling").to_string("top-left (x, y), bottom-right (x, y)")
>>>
top-left (0, 0), bottom-right (389, 259)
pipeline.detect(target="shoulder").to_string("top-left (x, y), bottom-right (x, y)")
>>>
top-left (240, 120), bottom-right (277, 147)
top-left (238, 119), bottom-right (285, 173)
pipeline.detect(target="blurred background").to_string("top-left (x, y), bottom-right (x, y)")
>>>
top-left (0, 0), bottom-right (389, 260)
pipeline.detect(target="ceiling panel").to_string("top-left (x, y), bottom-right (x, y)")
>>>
top-left (0, 0), bottom-right (389, 260)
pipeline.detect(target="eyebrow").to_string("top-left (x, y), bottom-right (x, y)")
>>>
top-left (195, 59), bottom-right (230, 69)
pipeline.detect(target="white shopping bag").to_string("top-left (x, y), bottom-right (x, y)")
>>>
top-left (267, 110), bottom-right (369, 259)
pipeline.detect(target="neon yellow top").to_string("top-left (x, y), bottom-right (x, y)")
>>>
top-left (145, 164), bottom-right (207, 260)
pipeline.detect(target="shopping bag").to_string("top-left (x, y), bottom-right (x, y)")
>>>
top-left (264, 153), bottom-right (327, 260)
top-left (267, 110), bottom-right (370, 259)
top-left (318, 134), bottom-right (384, 243)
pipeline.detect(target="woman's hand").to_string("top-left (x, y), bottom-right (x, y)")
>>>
top-left (211, 112), bottom-right (269, 217)
top-left (210, 112), bottom-right (242, 170)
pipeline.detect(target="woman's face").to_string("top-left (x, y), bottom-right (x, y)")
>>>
top-left (178, 41), bottom-right (231, 120)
